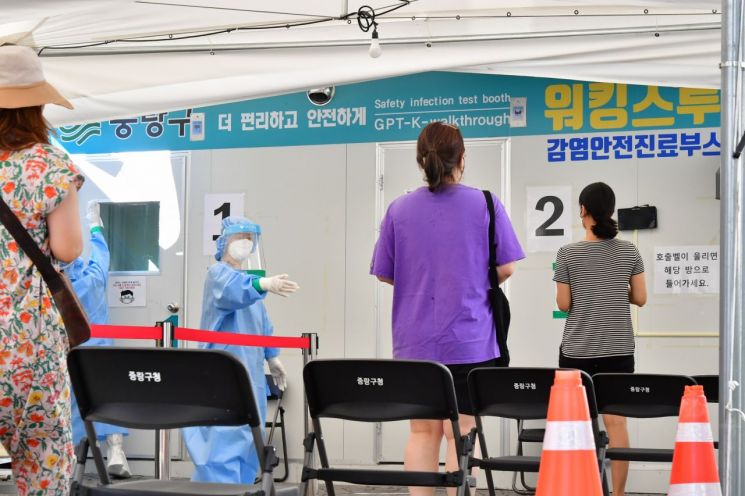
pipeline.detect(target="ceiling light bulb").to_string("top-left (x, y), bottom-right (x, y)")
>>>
top-left (369, 30), bottom-right (382, 58)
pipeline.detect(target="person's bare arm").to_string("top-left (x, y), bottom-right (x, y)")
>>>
top-left (556, 282), bottom-right (571, 312)
top-left (376, 276), bottom-right (393, 285)
top-left (497, 262), bottom-right (516, 284)
top-left (629, 272), bottom-right (647, 307)
top-left (47, 187), bottom-right (82, 262)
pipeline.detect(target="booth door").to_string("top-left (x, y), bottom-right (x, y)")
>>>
top-left (375, 139), bottom-right (508, 463)
top-left (72, 151), bottom-right (187, 460)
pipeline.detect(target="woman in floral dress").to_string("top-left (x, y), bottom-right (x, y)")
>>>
top-left (0, 45), bottom-right (83, 495)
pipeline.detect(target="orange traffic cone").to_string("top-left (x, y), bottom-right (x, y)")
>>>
top-left (535, 370), bottom-right (603, 496)
top-left (668, 385), bottom-right (721, 496)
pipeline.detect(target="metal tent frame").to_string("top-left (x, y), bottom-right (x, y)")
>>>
top-left (720, 1), bottom-right (745, 495)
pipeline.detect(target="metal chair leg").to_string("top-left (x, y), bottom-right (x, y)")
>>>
top-left (276, 406), bottom-right (289, 482)
top-left (511, 420), bottom-right (536, 495)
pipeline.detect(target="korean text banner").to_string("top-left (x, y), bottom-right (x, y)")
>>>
top-left (56, 72), bottom-right (720, 154)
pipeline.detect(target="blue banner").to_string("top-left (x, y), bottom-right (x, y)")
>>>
top-left (57, 72), bottom-right (721, 154)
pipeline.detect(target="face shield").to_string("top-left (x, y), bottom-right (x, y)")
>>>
top-left (217, 217), bottom-right (266, 277)
top-left (225, 232), bottom-right (266, 276)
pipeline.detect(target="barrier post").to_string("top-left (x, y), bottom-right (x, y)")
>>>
top-left (301, 333), bottom-right (318, 496)
top-left (154, 320), bottom-right (174, 480)
top-left (301, 333), bottom-right (318, 439)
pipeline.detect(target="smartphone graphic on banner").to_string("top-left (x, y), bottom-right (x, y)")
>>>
top-left (190, 112), bottom-right (205, 141)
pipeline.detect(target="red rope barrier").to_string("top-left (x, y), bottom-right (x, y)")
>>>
top-left (89, 324), bottom-right (312, 349)
top-left (175, 328), bottom-right (311, 349)
top-left (90, 324), bottom-right (162, 340)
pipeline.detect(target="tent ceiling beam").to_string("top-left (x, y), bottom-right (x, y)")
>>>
top-left (38, 21), bottom-right (719, 57)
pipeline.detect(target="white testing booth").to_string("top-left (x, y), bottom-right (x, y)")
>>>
top-left (62, 71), bottom-right (719, 494)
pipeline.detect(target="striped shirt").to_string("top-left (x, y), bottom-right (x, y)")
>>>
top-left (553, 238), bottom-right (645, 359)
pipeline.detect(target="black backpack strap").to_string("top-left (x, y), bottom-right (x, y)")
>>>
top-left (483, 190), bottom-right (498, 289)
top-left (482, 190), bottom-right (511, 365)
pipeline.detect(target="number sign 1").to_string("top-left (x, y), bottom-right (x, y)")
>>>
top-left (526, 186), bottom-right (572, 253)
top-left (203, 193), bottom-right (245, 256)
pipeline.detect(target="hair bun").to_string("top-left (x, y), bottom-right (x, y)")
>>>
top-left (591, 216), bottom-right (619, 239)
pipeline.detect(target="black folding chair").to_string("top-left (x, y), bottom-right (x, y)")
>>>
top-left (692, 374), bottom-right (719, 403)
top-left (692, 374), bottom-right (719, 449)
top-left (68, 347), bottom-right (294, 496)
top-left (468, 368), bottom-right (608, 496)
top-left (592, 373), bottom-right (697, 467)
top-left (265, 375), bottom-right (289, 482)
top-left (301, 359), bottom-right (475, 496)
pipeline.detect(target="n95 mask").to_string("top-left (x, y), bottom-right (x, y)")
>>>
top-left (228, 239), bottom-right (254, 261)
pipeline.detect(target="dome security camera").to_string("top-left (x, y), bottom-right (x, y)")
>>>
top-left (307, 86), bottom-right (335, 106)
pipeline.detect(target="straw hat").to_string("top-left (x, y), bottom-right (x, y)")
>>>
top-left (0, 45), bottom-right (72, 109)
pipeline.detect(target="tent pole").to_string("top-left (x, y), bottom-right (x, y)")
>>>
top-left (720, 0), bottom-right (744, 494)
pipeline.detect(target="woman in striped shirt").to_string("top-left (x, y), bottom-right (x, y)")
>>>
top-left (553, 182), bottom-right (647, 496)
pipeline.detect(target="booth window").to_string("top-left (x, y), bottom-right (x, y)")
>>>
top-left (100, 201), bottom-right (161, 273)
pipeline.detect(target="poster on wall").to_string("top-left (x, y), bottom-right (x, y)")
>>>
top-left (654, 245), bottom-right (719, 294)
top-left (108, 276), bottom-right (147, 307)
top-left (526, 186), bottom-right (572, 253)
top-left (203, 193), bottom-right (245, 255)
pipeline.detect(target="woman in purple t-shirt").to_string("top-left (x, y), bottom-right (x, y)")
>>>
top-left (371, 122), bottom-right (524, 495)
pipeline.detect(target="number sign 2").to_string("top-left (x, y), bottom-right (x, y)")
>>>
top-left (527, 186), bottom-right (572, 252)
top-left (535, 196), bottom-right (564, 237)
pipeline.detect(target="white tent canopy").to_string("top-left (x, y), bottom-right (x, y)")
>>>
top-left (1, 1), bottom-right (723, 125)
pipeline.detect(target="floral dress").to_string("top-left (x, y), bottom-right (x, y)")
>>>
top-left (0, 144), bottom-right (79, 495)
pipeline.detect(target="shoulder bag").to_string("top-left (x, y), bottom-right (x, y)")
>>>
top-left (483, 190), bottom-right (511, 366)
top-left (0, 197), bottom-right (90, 349)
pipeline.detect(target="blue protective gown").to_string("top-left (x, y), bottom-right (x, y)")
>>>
top-left (182, 261), bottom-right (278, 484)
top-left (67, 229), bottom-right (128, 443)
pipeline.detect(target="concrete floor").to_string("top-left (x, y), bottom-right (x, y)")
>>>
top-left (314, 485), bottom-right (663, 496)
top-left (0, 477), bottom-right (664, 496)
top-left (0, 459), bottom-right (664, 496)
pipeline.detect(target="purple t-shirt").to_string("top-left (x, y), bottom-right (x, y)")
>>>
top-left (370, 184), bottom-right (525, 364)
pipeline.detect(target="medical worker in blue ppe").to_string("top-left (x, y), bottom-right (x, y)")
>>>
top-left (67, 200), bottom-right (131, 478)
top-left (183, 216), bottom-right (299, 484)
